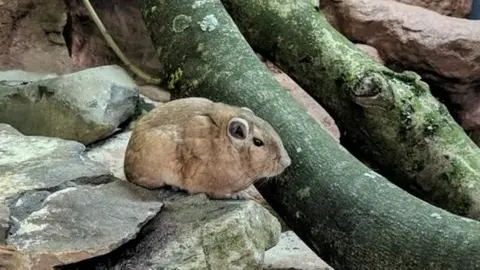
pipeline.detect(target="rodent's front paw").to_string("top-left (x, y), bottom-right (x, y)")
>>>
top-left (229, 193), bottom-right (248, 200)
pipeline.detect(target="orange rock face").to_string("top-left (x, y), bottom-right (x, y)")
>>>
top-left (0, 0), bottom-right (74, 74)
top-left (393, 0), bottom-right (472, 17)
top-left (355, 44), bottom-right (385, 65)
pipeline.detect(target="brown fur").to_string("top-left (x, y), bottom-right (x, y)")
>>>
top-left (0, 245), bottom-right (27, 270)
top-left (124, 97), bottom-right (291, 199)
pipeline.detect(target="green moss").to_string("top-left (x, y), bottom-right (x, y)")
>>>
top-left (398, 100), bottom-right (415, 141)
top-left (168, 68), bottom-right (184, 90)
top-left (435, 160), bottom-right (471, 215)
top-left (423, 111), bottom-right (441, 137)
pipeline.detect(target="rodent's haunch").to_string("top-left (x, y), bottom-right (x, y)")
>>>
top-left (124, 97), bottom-right (291, 199)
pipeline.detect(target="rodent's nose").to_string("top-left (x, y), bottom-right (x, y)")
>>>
top-left (280, 155), bottom-right (292, 169)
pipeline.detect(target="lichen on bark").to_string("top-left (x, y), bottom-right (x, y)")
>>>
top-left (135, 0), bottom-right (480, 269)
top-left (221, 0), bottom-right (480, 220)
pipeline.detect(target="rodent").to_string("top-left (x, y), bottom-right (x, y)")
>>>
top-left (123, 97), bottom-right (291, 199)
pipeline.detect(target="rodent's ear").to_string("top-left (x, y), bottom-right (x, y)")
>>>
top-left (241, 107), bottom-right (255, 114)
top-left (228, 117), bottom-right (249, 140)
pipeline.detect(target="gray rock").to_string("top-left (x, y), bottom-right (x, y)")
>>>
top-left (0, 123), bottom-right (111, 221)
top-left (0, 70), bottom-right (58, 82)
top-left (0, 65), bottom-right (139, 145)
top-left (86, 130), bottom-right (132, 181)
top-left (62, 192), bottom-right (281, 270)
top-left (9, 191), bottom-right (53, 223)
top-left (7, 180), bottom-right (163, 269)
top-left (0, 204), bottom-right (9, 244)
top-left (139, 93), bottom-right (164, 109)
top-left (264, 231), bottom-right (334, 270)
top-left (137, 84), bottom-right (171, 102)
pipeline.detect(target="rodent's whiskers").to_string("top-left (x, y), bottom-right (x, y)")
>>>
top-left (256, 178), bottom-right (269, 187)
top-left (255, 175), bottom-right (277, 187)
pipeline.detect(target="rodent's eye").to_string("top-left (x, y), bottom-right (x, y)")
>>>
top-left (253, 138), bottom-right (264, 147)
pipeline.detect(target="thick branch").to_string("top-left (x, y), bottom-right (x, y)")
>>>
top-left (222, 0), bottom-right (480, 220)
top-left (135, 0), bottom-right (480, 269)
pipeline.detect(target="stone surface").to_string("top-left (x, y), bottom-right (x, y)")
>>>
top-left (0, 204), bottom-right (9, 243)
top-left (321, 0), bottom-right (480, 145)
top-left (61, 192), bottom-right (281, 270)
top-left (0, 0), bottom-right (74, 74)
top-left (355, 44), bottom-right (385, 65)
top-left (264, 231), bottom-right (334, 270)
top-left (65, 0), bottom-right (162, 84)
top-left (391, 0), bottom-right (472, 17)
top-left (322, 0), bottom-right (480, 81)
top-left (0, 65), bottom-right (139, 145)
top-left (137, 84), bottom-right (171, 102)
top-left (7, 180), bottom-right (163, 270)
top-left (0, 70), bottom-right (57, 82)
top-left (263, 60), bottom-right (340, 142)
top-left (0, 123), bottom-right (111, 209)
top-left (86, 130), bottom-right (132, 181)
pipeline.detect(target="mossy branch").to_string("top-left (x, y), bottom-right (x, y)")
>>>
top-left (135, 0), bottom-right (480, 269)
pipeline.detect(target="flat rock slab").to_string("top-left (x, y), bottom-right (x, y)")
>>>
top-left (7, 181), bottom-right (163, 270)
top-left (264, 231), bottom-right (334, 270)
top-left (61, 192), bottom-right (281, 270)
top-left (86, 130), bottom-right (133, 181)
top-left (0, 70), bottom-right (58, 81)
top-left (0, 124), bottom-right (111, 209)
top-left (0, 65), bottom-right (139, 145)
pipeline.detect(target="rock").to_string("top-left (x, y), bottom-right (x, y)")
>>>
top-left (137, 84), bottom-right (171, 102)
top-left (0, 123), bottom-right (111, 221)
top-left (7, 180), bottom-right (164, 270)
top-left (355, 44), bottom-right (385, 65)
top-left (264, 60), bottom-right (340, 142)
top-left (0, 0), bottom-right (74, 74)
top-left (138, 94), bottom-right (163, 111)
top-left (322, 0), bottom-right (480, 81)
top-left (0, 70), bottom-right (57, 81)
top-left (9, 191), bottom-right (53, 223)
top-left (86, 130), bottom-right (132, 181)
top-left (0, 204), bottom-right (9, 243)
top-left (61, 192), bottom-right (281, 270)
top-left (321, 0), bottom-right (480, 145)
top-left (470, 129), bottom-right (480, 145)
top-left (264, 231), bottom-right (334, 270)
top-left (391, 0), bottom-right (472, 17)
top-left (65, 0), bottom-right (162, 84)
top-left (0, 65), bottom-right (139, 145)
top-left (320, 0), bottom-right (472, 17)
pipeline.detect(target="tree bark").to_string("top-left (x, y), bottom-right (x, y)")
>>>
top-left (221, 0), bottom-right (480, 220)
top-left (135, 0), bottom-right (480, 269)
